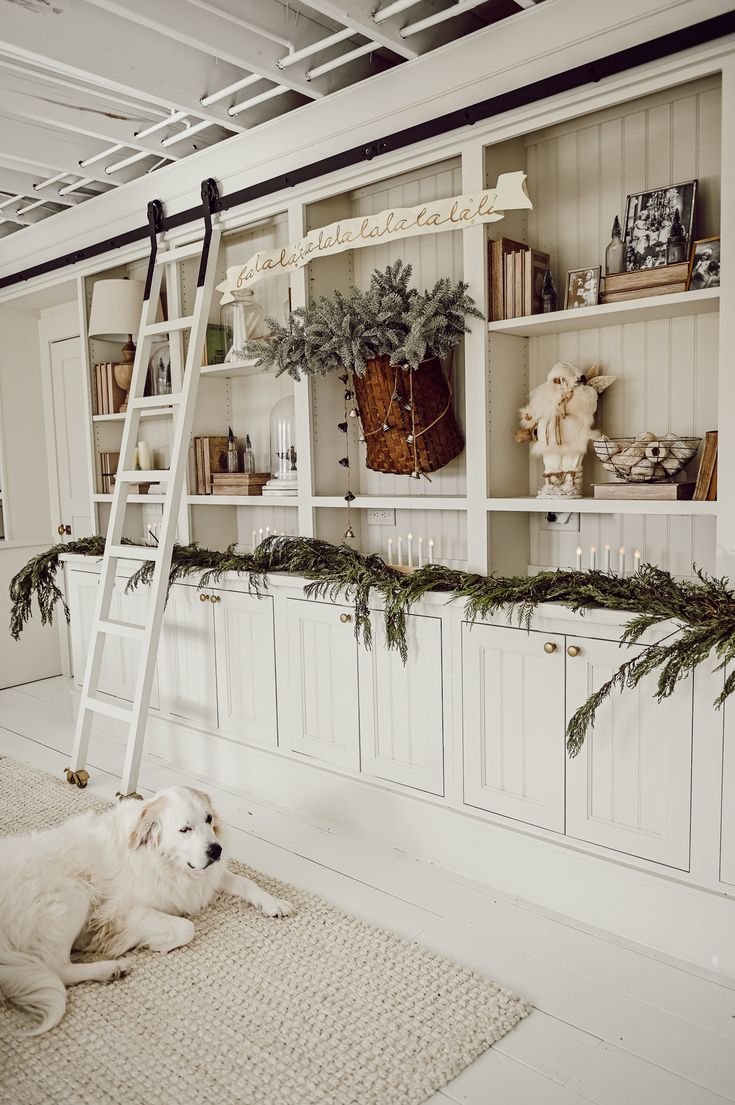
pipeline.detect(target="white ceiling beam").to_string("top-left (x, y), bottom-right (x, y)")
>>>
top-left (82, 0), bottom-right (326, 100)
top-left (0, 79), bottom-right (187, 163)
top-left (0, 1), bottom-right (249, 132)
top-left (0, 117), bottom-right (137, 187)
top-left (297, 0), bottom-right (420, 59)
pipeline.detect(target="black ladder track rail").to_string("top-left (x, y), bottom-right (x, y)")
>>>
top-left (1, 11), bottom-right (733, 293)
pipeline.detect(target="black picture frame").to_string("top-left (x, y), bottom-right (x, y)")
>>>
top-left (622, 180), bottom-right (697, 271)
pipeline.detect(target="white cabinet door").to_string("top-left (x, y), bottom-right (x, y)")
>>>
top-left (358, 612), bottom-right (444, 795)
top-left (49, 337), bottom-right (93, 541)
top-left (720, 703), bottom-right (735, 885)
top-left (286, 598), bottom-right (360, 770)
top-left (213, 589), bottom-right (277, 748)
top-left (566, 637), bottom-right (692, 870)
top-left (159, 584), bottom-right (217, 729)
top-left (462, 623), bottom-right (566, 832)
top-left (67, 568), bottom-right (159, 708)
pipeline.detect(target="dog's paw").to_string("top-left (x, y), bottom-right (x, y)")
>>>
top-left (106, 959), bottom-right (132, 981)
top-left (260, 895), bottom-right (294, 919)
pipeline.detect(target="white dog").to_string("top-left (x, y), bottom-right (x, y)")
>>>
top-left (0, 786), bottom-right (293, 1035)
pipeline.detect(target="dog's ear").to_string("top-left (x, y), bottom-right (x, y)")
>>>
top-left (129, 797), bottom-right (165, 849)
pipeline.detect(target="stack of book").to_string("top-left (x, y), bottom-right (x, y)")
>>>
top-left (193, 436), bottom-right (229, 494)
top-left (693, 431), bottom-right (718, 501)
top-left (93, 363), bottom-right (127, 415)
top-left (600, 262), bottom-right (688, 304)
top-left (488, 238), bottom-right (550, 321)
top-left (99, 452), bottom-right (119, 494)
top-left (211, 473), bottom-right (270, 497)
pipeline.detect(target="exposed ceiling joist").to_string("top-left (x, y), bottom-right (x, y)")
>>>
top-left (298, 0), bottom-right (420, 58)
top-left (0, 0), bottom-right (248, 131)
top-left (0, 166), bottom-right (82, 207)
top-left (0, 117), bottom-right (132, 187)
top-left (83, 0), bottom-right (324, 100)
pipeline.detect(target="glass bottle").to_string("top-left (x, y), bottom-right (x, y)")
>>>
top-left (243, 434), bottom-right (255, 474)
top-left (666, 207), bottom-right (687, 265)
top-left (227, 426), bottom-right (239, 473)
top-left (220, 288), bottom-right (266, 363)
top-left (605, 215), bottom-right (625, 275)
top-left (541, 270), bottom-right (557, 313)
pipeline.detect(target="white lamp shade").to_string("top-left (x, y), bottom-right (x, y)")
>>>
top-left (88, 279), bottom-right (146, 340)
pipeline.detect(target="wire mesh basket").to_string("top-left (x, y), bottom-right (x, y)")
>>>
top-left (593, 435), bottom-right (700, 483)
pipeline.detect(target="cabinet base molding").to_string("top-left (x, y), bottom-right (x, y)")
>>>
top-left (74, 695), bottom-right (735, 981)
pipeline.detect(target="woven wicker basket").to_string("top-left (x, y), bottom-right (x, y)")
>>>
top-left (352, 355), bottom-right (464, 475)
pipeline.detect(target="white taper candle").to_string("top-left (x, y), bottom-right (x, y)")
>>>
top-left (407, 532), bottom-right (413, 568)
top-left (428, 538), bottom-right (434, 564)
top-left (252, 529), bottom-right (257, 549)
top-left (589, 545), bottom-right (596, 570)
top-left (397, 537), bottom-right (403, 566)
top-left (618, 546), bottom-right (625, 575)
top-left (388, 538), bottom-right (393, 564)
top-left (576, 546), bottom-right (582, 570)
top-left (634, 548), bottom-right (641, 572)
top-left (604, 544), bottom-right (611, 573)
top-left (418, 536), bottom-right (424, 568)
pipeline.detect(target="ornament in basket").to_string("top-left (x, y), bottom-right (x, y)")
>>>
top-left (515, 361), bottom-right (616, 497)
top-left (593, 434), bottom-right (700, 482)
top-left (238, 260), bottom-right (482, 479)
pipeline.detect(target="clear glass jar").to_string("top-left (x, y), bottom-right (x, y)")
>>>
top-left (269, 396), bottom-right (298, 486)
top-left (220, 289), bottom-right (266, 363)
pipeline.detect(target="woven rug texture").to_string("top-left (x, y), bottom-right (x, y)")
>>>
top-left (0, 756), bottom-right (530, 1105)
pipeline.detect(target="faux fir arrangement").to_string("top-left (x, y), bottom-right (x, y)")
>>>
top-left (9, 535), bottom-right (735, 756)
top-left (239, 260), bottom-right (483, 379)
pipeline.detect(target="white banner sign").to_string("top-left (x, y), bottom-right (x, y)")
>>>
top-left (217, 170), bottom-right (531, 302)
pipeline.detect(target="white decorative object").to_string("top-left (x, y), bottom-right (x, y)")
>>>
top-left (589, 545), bottom-right (596, 570)
top-left (619, 546), bottom-right (625, 575)
top-left (397, 537), bottom-right (403, 566)
top-left (576, 546), bottom-right (582, 570)
top-left (428, 539), bottom-right (434, 564)
top-left (407, 532), bottom-right (413, 568)
top-left (387, 538), bottom-right (393, 564)
top-left (517, 362), bottom-right (615, 498)
top-left (217, 173), bottom-right (532, 298)
top-left (604, 544), bottom-right (611, 573)
top-left (418, 537), bottom-right (424, 568)
top-left (220, 288), bottom-right (266, 361)
top-left (263, 395), bottom-right (298, 497)
top-left (137, 441), bottom-right (153, 471)
top-left (634, 549), bottom-right (641, 571)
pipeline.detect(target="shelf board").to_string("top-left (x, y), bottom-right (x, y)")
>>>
top-left (487, 496), bottom-right (716, 516)
top-left (186, 494), bottom-right (298, 506)
top-left (311, 496), bottom-right (468, 511)
top-left (487, 288), bottom-right (719, 337)
top-left (200, 359), bottom-right (261, 379)
top-left (93, 494), bottom-right (167, 504)
top-left (92, 409), bottom-right (174, 422)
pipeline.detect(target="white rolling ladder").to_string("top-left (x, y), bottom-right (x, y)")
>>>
top-left (67, 183), bottom-right (222, 798)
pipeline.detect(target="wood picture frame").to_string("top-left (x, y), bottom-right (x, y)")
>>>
top-left (687, 236), bottom-right (720, 290)
top-left (564, 266), bottom-right (601, 309)
top-left (623, 179), bottom-right (698, 271)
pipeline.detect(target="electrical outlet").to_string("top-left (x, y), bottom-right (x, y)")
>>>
top-left (367, 508), bottom-right (396, 526)
top-left (541, 511), bottom-right (580, 532)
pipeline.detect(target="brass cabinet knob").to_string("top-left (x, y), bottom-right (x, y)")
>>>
top-left (210, 594), bottom-right (221, 604)
top-left (199, 593), bottom-right (210, 602)
top-left (543, 641), bottom-right (557, 654)
top-left (340, 612), bottom-right (352, 623)
top-left (58, 524), bottom-right (66, 535)
top-left (567, 644), bottom-right (581, 657)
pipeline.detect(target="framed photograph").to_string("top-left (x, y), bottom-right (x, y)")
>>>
top-left (687, 236), bottom-right (720, 290)
top-left (564, 266), bottom-right (601, 310)
top-left (623, 179), bottom-right (697, 271)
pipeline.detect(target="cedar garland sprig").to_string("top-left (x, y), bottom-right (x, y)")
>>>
top-left (9, 536), bottom-right (735, 755)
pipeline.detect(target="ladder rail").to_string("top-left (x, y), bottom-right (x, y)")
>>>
top-left (69, 186), bottom-right (222, 797)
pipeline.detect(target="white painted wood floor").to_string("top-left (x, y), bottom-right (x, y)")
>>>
top-left (1, 676), bottom-right (734, 1105)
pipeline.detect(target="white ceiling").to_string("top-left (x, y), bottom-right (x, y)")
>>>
top-left (0, 0), bottom-right (542, 238)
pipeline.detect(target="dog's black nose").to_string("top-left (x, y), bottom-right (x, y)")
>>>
top-left (207, 842), bottom-right (222, 861)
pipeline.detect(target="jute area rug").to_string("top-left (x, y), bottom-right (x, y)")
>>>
top-left (0, 756), bottom-right (530, 1105)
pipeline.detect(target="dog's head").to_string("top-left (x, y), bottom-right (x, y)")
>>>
top-left (129, 787), bottom-right (223, 872)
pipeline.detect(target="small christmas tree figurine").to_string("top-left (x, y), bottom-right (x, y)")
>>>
top-left (666, 207), bottom-right (687, 264)
top-left (541, 269), bottom-right (558, 313)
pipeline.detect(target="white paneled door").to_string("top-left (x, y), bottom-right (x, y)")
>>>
top-left (359, 612), bottom-right (444, 795)
top-left (159, 584), bottom-right (217, 730)
top-left (286, 598), bottom-right (360, 770)
top-left (565, 637), bottom-right (693, 870)
top-left (213, 589), bottom-right (277, 748)
top-left (462, 623), bottom-right (566, 832)
top-left (49, 336), bottom-right (92, 541)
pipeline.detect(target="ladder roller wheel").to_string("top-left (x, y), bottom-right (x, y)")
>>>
top-left (115, 791), bottom-right (144, 802)
top-left (64, 767), bottom-right (90, 788)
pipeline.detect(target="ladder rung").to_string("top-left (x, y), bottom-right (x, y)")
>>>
top-left (156, 241), bottom-right (204, 265)
top-left (142, 317), bottom-right (194, 337)
top-left (130, 395), bottom-right (182, 411)
top-left (82, 695), bottom-right (133, 723)
top-left (97, 618), bottom-right (145, 640)
top-left (107, 544), bottom-right (161, 563)
top-left (117, 470), bottom-right (171, 483)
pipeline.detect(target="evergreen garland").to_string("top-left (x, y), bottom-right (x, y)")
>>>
top-left (239, 260), bottom-right (483, 378)
top-left (9, 535), bottom-right (735, 756)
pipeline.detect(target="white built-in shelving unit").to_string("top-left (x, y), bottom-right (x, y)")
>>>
top-left (16, 65), bottom-right (727, 581)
